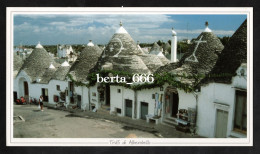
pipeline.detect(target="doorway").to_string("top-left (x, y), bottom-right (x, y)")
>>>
top-left (13, 92), bottom-right (17, 101)
top-left (105, 84), bottom-right (110, 105)
top-left (23, 81), bottom-right (29, 102)
top-left (215, 109), bottom-right (228, 138)
top-left (171, 92), bottom-right (179, 117)
top-left (164, 87), bottom-right (179, 118)
top-left (24, 81), bottom-right (28, 96)
top-left (69, 81), bottom-right (74, 103)
top-left (141, 102), bottom-right (148, 120)
top-left (42, 88), bottom-right (49, 102)
top-left (125, 99), bottom-right (132, 117)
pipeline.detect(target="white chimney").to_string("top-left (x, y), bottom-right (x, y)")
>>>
top-left (171, 27), bottom-right (177, 63)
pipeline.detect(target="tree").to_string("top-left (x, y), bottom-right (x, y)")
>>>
top-left (157, 40), bottom-right (163, 46)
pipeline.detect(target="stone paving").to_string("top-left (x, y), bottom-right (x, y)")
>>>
top-left (43, 102), bottom-right (202, 138)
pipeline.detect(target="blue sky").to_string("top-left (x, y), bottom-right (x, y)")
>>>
top-left (14, 14), bottom-right (247, 45)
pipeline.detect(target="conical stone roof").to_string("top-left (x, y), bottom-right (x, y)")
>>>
top-left (69, 45), bottom-right (102, 82)
top-left (139, 54), bottom-right (164, 73)
top-left (103, 22), bottom-right (142, 57)
top-left (104, 33), bottom-right (143, 56)
top-left (163, 42), bottom-right (171, 52)
top-left (149, 42), bottom-right (161, 54)
top-left (13, 54), bottom-right (23, 72)
top-left (91, 22), bottom-right (169, 75)
top-left (204, 19), bottom-right (247, 84)
top-left (19, 44), bottom-right (58, 82)
top-left (179, 27), bottom-right (224, 75)
top-left (52, 65), bottom-right (71, 81)
top-left (156, 22), bottom-right (224, 85)
top-left (109, 55), bottom-right (151, 74)
top-left (13, 54), bottom-right (24, 78)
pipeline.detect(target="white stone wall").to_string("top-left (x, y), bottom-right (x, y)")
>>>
top-left (136, 87), bottom-right (163, 119)
top-left (73, 86), bottom-right (89, 110)
top-left (29, 83), bottom-right (49, 101)
top-left (110, 86), bottom-right (136, 118)
top-left (48, 80), bottom-right (68, 104)
top-left (196, 65), bottom-right (247, 138)
top-left (178, 89), bottom-right (196, 110)
top-left (14, 70), bottom-right (31, 99)
top-left (89, 84), bottom-right (99, 109)
top-left (110, 86), bottom-right (124, 116)
top-left (58, 49), bottom-right (67, 58)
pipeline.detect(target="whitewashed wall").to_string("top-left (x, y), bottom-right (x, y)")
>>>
top-left (14, 70), bottom-right (32, 99)
top-left (89, 84), bottom-right (99, 109)
top-left (178, 89), bottom-right (196, 109)
top-left (136, 87), bottom-right (163, 119)
top-left (29, 83), bottom-right (49, 100)
top-left (110, 86), bottom-right (123, 115)
top-left (57, 49), bottom-right (66, 58)
top-left (81, 86), bottom-right (89, 110)
top-left (110, 86), bottom-right (135, 118)
top-left (48, 80), bottom-right (68, 104)
top-left (196, 64), bottom-right (247, 138)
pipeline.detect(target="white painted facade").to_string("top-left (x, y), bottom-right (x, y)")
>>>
top-left (89, 84), bottom-right (100, 109)
top-left (110, 86), bottom-right (135, 118)
top-left (14, 70), bottom-right (32, 100)
top-left (57, 45), bottom-right (73, 58)
top-left (136, 87), bottom-right (163, 120)
top-left (196, 64), bottom-right (247, 138)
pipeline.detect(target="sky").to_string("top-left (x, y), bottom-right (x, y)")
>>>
top-left (13, 14), bottom-right (247, 45)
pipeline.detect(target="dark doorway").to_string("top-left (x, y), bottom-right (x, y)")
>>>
top-left (105, 84), bottom-right (110, 105)
top-left (141, 102), bottom-right (148, 120)
top-left (172, 92), bottom-right (179, 117)
top-left (77, 95), bottom-right (81, 108)
top-left (69, 81), bottom-right (74, 91)
top-left (42, 88), bottom-right (49, 102)
top-left (69, 82), bottom-right (74, 103)
top-left (24, 81), bottom-right (28, 96)
top-left (125, 99), bottom-right (132, 117)
top-left (13, 92), bottom-right (17, 101)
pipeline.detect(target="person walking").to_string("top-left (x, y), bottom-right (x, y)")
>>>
top-left (39, 95), bottom-right (44, 111)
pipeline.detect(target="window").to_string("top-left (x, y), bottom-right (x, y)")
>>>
top-left (92, 92), bottom-right (96, 97)
top-left (234, 90), bottom-right (247, 133)
top-left (53, 95), bottom-right (59, 102)
top-left (116, 108), bottom-right (121, 114)
top-left (152, 94), bottom-right (155, 99)
top-left (56, 85), bottom-right (60, 91)
top-left (117, 89), bottom-right (121, 93)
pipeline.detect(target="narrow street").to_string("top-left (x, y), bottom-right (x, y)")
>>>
top-left (13, 104), bottom-right (159, 138)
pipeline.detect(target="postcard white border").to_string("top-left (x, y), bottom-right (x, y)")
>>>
top-left (6, 7), bottom-right (253, 146)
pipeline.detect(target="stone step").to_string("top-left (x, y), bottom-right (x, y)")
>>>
top-left (161, 121), bottom-right (177, 128)
top-left (163, 119), bottom-right (178, 126)
top-left (164, 117), bottom-right (177, 124)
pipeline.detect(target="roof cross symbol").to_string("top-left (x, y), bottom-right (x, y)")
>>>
top-left (113, 38), bottom-right (125, 57)
top-left (185, 35), bottom-right (207, 62)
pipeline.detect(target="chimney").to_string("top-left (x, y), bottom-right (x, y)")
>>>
top-left (171, 27), bottom-right (177, 63)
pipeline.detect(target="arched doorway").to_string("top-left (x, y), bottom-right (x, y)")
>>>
top-left (18, 77), bottom-right (29, 102)
top-left (164, 86), bottom-right (179, 118)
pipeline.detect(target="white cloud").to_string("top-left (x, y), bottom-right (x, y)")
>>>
top-left (14, 14), bottom-right (235, 45)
